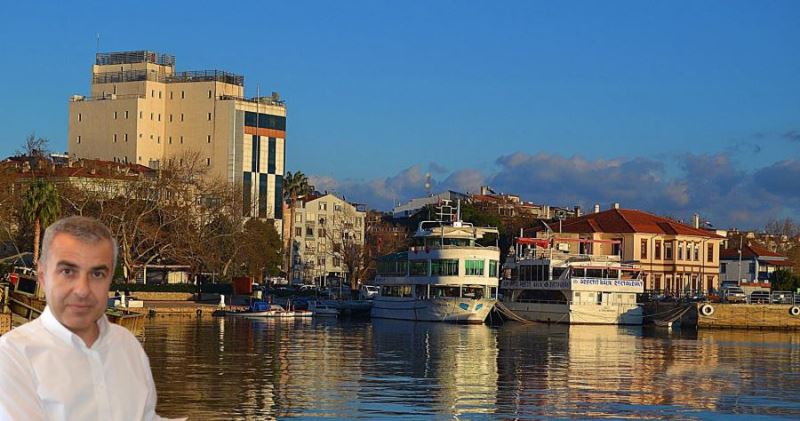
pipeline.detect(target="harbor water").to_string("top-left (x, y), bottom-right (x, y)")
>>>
top-left (146, 318), bottom-right (800, 420)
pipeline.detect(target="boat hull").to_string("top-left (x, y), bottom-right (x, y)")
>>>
top-left (371, 297), bottom-right (495, 324)
top-left (501, 301), bottom-right (643, 325)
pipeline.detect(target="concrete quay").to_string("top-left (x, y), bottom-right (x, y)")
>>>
top-left (644, 301), bottom-right (800, 330)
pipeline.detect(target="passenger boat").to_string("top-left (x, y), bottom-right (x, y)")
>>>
top-left (372, 201), bottom-right (500, 324)
top-left (500, 235), bottom-right (644, 325)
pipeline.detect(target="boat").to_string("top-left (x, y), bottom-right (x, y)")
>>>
top-left (4, 267), bottom-right (146, 336)
top-left (309, 301), bottom-right (339, 317)
top-left (500, 235), bottom-right (644, 325)
top-left (225, 300), bottom-right (312, 318)
top-left (371, 201), bottom-right (500, 324)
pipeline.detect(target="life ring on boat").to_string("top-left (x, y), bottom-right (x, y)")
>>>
top-left (700, 304), bottom-right (715, 316)
top-left (789, 306), bottom-right (800, 317)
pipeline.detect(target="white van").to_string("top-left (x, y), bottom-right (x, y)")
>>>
top-left (359, 285), bottom-right (379, 300)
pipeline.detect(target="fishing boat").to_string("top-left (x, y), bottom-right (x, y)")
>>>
top-left (372, 201), bottom-right (500, 324)
top-left (309, 301), bottom-right (339, 317)
top-left (499, 235), bottom-right (644, 325)
top-left (225, 300), bottom-right (312, 318)
top-left (4, 267), bottom-right (146, 336)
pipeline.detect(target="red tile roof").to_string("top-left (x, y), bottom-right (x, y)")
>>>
top-left (545, 208), bottom-right (723, 238)
top-left (720, 243), bottom-right (787, 260)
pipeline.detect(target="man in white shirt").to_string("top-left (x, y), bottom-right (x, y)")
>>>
top-left (0, 216), bottom-right (181, 420)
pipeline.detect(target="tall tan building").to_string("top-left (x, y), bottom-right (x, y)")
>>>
top-left (67, 50), bottom-right (286, 223)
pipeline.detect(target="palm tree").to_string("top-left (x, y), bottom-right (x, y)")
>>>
top-left (282, 171), bottom-right (314, 201)
top-left (22, 178), bottom-right (61, 265)
top-left (282, 171), bottom-right (314, 283)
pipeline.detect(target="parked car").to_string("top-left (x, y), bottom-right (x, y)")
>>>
top-left (771, 291), bottom-right (794, 304)
top-left (749, 290), bottom-right (770, 304)
top-left (359, 285), bottom-right (379, 300)
top-left (723, 287), bottom-right (747, 303)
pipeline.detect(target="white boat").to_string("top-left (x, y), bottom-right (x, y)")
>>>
top-left (309, 301), bottom-right (339, 317)
top-left (372, 201), bottom-right (500, 324)
top-left (226, 302), bottom-right (312, 318)
top-left (500, 235), bottom-right (644, 325)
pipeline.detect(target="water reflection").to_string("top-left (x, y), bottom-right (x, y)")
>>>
top-left (144, 318), bottom-right (800, 420)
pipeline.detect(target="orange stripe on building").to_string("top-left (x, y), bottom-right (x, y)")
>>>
top-left (244, 127), bottom-right (285, 138)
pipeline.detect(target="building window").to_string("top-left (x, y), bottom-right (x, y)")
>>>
top-left (641, 239), bottom-right (648, 259)
top-left (138, 156), bottom-right (142, 162)
top-left (306, 227), bottom-right (314, 237)
top-left (465, 260), bottom-right (485, 276)
top-left (295, 227), bottom-right (302, 237)
top-left (208, 90), bottom-right (212, 98)
top-left (158, 114), bottom-right (161, 122)
top-left (150, 112), bottom-right (153, 120)
top-left (169, 136), bottom-right (172, 144)
top-left (207, 135), bottom-right (211, 143)
top-left (181, 113), bottom-right (184, 121)
top-left (180, 136), bottom-right (183, 144)
top-left (693, 243), bottom-right (700, 261)
top-left (139, 111), bottom-right (142, 119)
top-left (721, 263), bottom-right (727, 274)
top-left (207, 112), bottom-right (212, 121)
top-left (206, 158), bottom-right (211, 166)
top-left (431, 259), bottom-right (459, 276)
top-left (157, 136), bottom-right (161, 144)
top-left (125, 111), bottom-right (129, 119)
top-left (665, 241), bottom-right (673, 260)
top-left (678, 242), bottom-right (684, 260)
top-left (181, 91), bottom-right (185, 99)
top-left (113, 134), bottom-right (117, 143)
top-left (707, 243), bottom-right (714, 263)
top-left (319, 202), bottom-right (327, 211)
top-left (77, 135), bottom-right (81, 144)
top-left (78, 113), bottom-right (82, 122)
top-left (170, 114), bottom-right (173, 122)
top-left (125, 134), bottom-right (128, 142)
top-left (114, 111), bottom-right (117, 120)
top-left (655, 240), bottom-right (662, 260)
top-left (158, 91), bottom-right (162, 99)
top-left (318, 228), bottom-right (326, 237)
top-left (139, 133), bottom-right (142, 138)
top-left (151, 89), bottom-right (154, 98)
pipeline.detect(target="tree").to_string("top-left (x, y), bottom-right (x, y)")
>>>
top-left (21, 178), bottom-right (61, 264)
top-left (17, 132), bottom-right (50, 159)
top-left (237, 219), bottom-right (283, 283)
top-left (770, 269), bottom-right (800, 292)
top-left (283, 170), bottom-right (315, 281)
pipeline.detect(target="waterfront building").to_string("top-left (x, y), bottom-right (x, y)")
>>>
top-left (285, 193), bottom-right (366, 286)
top-left (471, 186), bottom-right (579, 221)
top-left (532, 206), bottom-right (724, 295)
top-left (720, 243), bottom-right (791, 284)
top-left (67, 50), bottom-right (286, 226)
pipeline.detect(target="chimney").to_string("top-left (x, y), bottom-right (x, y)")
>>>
top-left (610, 202), bottom-right (620, 210)
top-left (593, 203), bottom-right (600, 213)
top-left (574, 206), bottom-right (582, 217)
top-left (693, 213), bottom-right (700, 229)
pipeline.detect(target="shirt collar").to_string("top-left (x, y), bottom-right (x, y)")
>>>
top-left (41, 305), bottom-right (110, 349)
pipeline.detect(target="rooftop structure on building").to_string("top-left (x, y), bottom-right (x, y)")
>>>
top-left (67, 50), bottom-right (286, 226)
top-left (392, 190), bottom-right (469, 219)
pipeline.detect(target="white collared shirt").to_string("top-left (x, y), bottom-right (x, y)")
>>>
top-left (0, 306), bottom-right (179, 421)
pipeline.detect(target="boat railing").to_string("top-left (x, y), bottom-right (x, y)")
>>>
top-left (410, 244), bottom-right (500, 252)
top-left (518, 249), bottom-right (621, 262)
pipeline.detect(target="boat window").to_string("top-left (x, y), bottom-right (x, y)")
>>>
top-left (489, 260), bottom-right (498, 277)
top-left (607, 269), bottom-right (619, 279)
top-left (415, 284), bottom-right (427, 298)
top-left (552, 267), bottom-right (566, 279)
top-left (430, 259), bottom-right (458, 276)
top-left (430, 285), bottom-right (460, 298)
top-left (465, 260), bottom-right (484, 276)
top-left (586, 268), bottom-right (603, 278)
top-left (462, 286), bottom-right (484, 299)
top-left (409, 260), bottom-right (428, 276)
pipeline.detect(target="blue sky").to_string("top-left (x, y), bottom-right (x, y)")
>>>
top-left (2, 1), bottom-right (798, 229)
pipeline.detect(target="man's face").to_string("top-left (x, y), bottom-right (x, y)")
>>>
top-left (38, 233), bottom-right (114, 344)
